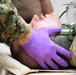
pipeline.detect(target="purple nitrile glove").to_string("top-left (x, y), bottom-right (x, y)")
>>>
top-left (22, 27), bottom-right (72, 69)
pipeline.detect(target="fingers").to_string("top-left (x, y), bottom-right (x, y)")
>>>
top-left (53, 55), bottom-right (68, 67)
top-left (56, 44), bottom-right (72, 58)
top-left (45, 58), bottom-right (59, 69)
top-left (38, 59), bottom-right (59, 70)
top-left (44, 27), bottom-right (61, 36)
top-left (38, 60), bottom-right (49, 69)
top-left (49, 41), bottom-right (68, 67)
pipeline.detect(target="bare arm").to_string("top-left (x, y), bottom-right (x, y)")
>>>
top-left (40, 0), bottom-right (53, 15)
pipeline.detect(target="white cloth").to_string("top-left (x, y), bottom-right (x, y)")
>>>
top-left (0, 43), bottom-right (36, 75)
top-left (70, 35), bottom-right (76, 66)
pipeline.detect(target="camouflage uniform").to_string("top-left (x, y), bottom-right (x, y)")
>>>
top-left (0, 0), bottom-right (76, 71)
top-left (0, 0), bottom-right (31, 45)
top-left (0, 0), bottom-right (34, 74)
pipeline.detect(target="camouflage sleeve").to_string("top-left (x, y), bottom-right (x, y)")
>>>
top-left (0, 0), bottom-right (31, 45)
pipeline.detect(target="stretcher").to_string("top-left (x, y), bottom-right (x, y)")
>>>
top-left (27, 70), bottom-right (76, 75)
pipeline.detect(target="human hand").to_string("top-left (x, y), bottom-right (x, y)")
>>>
top-left (30, 12), bottom-right (61, 38)
top-left (22, 27), bottom-right (72, 69)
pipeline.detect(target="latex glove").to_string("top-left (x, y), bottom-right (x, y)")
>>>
top-left (22, 27), bottom-right (72, 69)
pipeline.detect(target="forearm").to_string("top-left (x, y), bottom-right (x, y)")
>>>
top-left (40, 0), bottom-right (53, 15)
top-left (0, 0), bottom-right (32, 45)
top-left (18, 29), bottom-right (33, 46)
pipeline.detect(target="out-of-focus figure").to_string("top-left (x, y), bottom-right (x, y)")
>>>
top-left (12, 0), bottom-right (53, 23)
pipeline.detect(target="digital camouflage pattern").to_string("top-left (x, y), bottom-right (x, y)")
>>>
top-left (0, 0), bottom-right (31, 45)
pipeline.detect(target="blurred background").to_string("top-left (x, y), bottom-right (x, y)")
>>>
top-left (51, 0), bottom-right (76, 24)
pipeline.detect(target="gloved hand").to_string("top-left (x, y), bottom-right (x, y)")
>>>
top-left (22, 27), bottom-right (72, 69)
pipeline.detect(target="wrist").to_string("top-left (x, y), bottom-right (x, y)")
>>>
top-left (18, 30), bottom-right (33, 46)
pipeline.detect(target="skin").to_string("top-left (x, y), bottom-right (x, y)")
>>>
top-left (12, 0), bottom-right (53, 23)
top-left (10, 12), bottom-right (62, 69)
top-left (40, 0), bottom-right (53, 15)
top-left (10, 40), bottom-right (42, 69)
top-left (30, 12), bottom-right (61, 30)
top-left (30, 12), bottom-right (61, 38)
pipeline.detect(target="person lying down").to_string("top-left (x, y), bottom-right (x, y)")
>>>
top-left (10, 12), bottom-right (76, 69)
top-left (0, 1), bottom-right (73, 74)
top-left (0, 0), bottom-right (72, 73)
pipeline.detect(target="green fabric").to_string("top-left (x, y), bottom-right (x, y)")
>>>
top-left (0, 0), bottom-right (31, 45)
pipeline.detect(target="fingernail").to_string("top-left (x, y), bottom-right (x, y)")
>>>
top-left (69, 52), bottom-right (72, 58)
top-left (54, 66), bottom-right (59, 70)
top-left (67, 52), bottom-right (72, 58)
top-left (63, 62), bottom-right (68, 67)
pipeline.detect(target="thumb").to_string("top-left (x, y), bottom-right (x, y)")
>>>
top-left (45, 27), bottom-right (61, 36)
